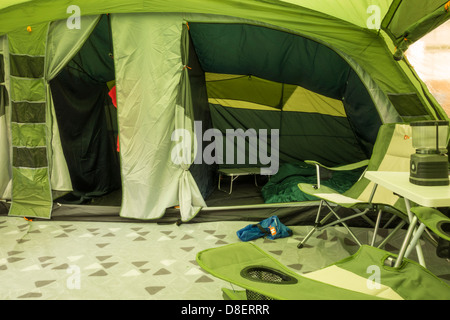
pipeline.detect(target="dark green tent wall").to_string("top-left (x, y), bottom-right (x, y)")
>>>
top-left (0, 1), bottom-right (448, 221)
top-left (188, 22), bottom-right (381, 166)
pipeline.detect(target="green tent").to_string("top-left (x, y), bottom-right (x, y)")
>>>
top-left (0, 0), bottom-right (448, 221)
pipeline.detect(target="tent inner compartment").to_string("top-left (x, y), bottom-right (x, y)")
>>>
top-left (50, 16), bottom-right (383, 210)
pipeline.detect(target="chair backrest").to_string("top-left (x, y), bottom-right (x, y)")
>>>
top-left (345, 123), bottom-right (415, 210)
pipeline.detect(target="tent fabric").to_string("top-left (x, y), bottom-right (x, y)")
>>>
top-left (46, 15), bottom-right (101, 194)
top-left (0, 0), bottom-right (443, 41)
top-left (111, 13), bottom-right (200, 220)
top-left (6, 15), bottom-right (103, 218)
top-left (0, 2), bottom-right (448, 221)
top-left (0, 37), bottom-right (11, 199)
top-left (188, 22), bottom-right (391, 163)
top-left (7, 22), bottom-right (53, 219)
top-left (50, 68), bottom-right (120, 201)
top-left (185, 34), bottom-right (217, 201)
top-left (388, 1), bottom-right (450, 60)
top-left (0, 1), bottom-right (445, 114)
top-left (189, 23), bottom-right (352, 99)
top-left (209, 104), bottom-right (369, 167)
top-left (49, 14), bottom-right (120, 203)
top-left (46, 15), bottom-right (101, 80)
top-left (175, 23), bottom-right (207, 222)
top-left (382, 0), bottom-right (450, 41)
top-left (281, 0), bottom-right (392, 29)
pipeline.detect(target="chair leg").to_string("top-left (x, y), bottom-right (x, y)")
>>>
top-left (360, 213), bottom-right (376, 227)
top-left (370, 209), bottom-right (383, 247)
top-left (404, 222), bottom-right (427, 265)
top-left (319, 205), bottom-right (370, 229)
top-left (299, 201), bottom-right (370, 248)
top-left (383, 215), bottom-right (397, 229)
top-left (298, 200), bottom-right (332, 249)
top-left (328, 209), bottom-right (362, 246)
top-left (376, 219), bottom-right (406, 249)
top-left (297, 226), bottom-right (319, 249)
top-left (394, 215), bottom-right (419, 268)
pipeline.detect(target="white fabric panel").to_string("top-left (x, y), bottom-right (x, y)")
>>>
top-left (46, 15), bottom-right (101, 80)
top-left (112, 13), bottom-right (205, 220)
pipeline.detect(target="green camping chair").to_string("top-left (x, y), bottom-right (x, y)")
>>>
top-left (196, 242), bottom-right (450, 300)
top-left (297, 123), bottom-right (415, 249)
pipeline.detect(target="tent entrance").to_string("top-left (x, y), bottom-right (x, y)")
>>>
top-left (187, 22), bottom-right (383, 170)
top-left (50, 15), bottom-right (121, 205)
top-left (50, 16), bottom-right (386, 213)
top-left (43, 14), bottom-right (390, 222)
top-left (184, 21), bottom-right (382, 208)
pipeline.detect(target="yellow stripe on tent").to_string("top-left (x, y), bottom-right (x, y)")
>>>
top-left (208, 97), bottom-right (281, 111)
top-left (205, 72), bottom-right (347, 117)
top-left (205, 72), bottom-right (246, 82)
top-left (283, 86), bottom-right (346, 117)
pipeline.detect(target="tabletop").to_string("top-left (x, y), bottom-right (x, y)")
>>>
top-left (218, 168), bottom-right (263, 176)
top-left (365, 171), bottom-right (450, 207)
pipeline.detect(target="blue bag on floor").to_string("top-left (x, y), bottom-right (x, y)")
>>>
top-left (237, 215), bottom-right (293, 241)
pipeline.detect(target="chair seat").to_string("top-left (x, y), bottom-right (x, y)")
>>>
top-left (298, 183), bottom-right (363, 207)
top-left (197, 242), bottom-right (450, 300)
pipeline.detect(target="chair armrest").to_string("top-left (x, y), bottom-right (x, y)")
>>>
top-left (410, 207), bottom-right (450, 242)
top-left (305, 159), bottom-right (369, 171)
top-left (305, 159), bottom-right (369, 188)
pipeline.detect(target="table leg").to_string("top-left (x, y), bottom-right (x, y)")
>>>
top-left (394, 198), bottom-right (426, 268)
top-left (394, 215), bottom-right (418, 268)
top-left (229, 175), bottom-right (234, 194)
top-left (218, 173), bottom-right (238, 194)
top-left (404, 222), bottom-right (427, 267)
top-left (229, 175), bottom-right (240, 194)
top-left (370, 208), bottom-right (383, 247)
top-left (404, 198), bottom-right (426, 267)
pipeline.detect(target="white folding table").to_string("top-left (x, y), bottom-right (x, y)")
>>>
top-left (365, 171), bottom-right (450, 267)
top-left (218, 168), bottom-right (263, 194)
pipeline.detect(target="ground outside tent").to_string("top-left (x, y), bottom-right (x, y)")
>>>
top-left (0, 215), bottom-right (449, 300)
